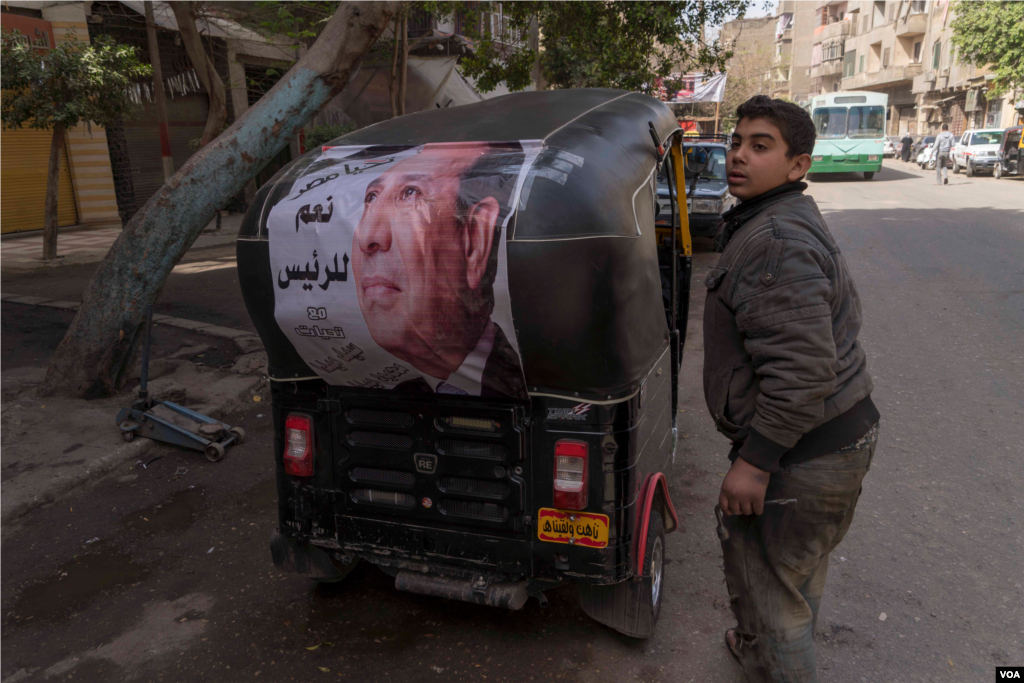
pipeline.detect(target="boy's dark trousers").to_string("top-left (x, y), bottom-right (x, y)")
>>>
top-left (718, 435), bottom-right (878, 683)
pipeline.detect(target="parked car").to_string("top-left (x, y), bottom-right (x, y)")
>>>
top-left (656, 139), bottom-right (737, 239)
top-left (912, 135), bottom-right (935, 160)
top-left (951, 128), bottom-right (1004, 177)
top-left (883, 136), bottom-right (899, 158)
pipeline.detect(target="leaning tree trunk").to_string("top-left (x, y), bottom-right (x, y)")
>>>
top-left (398, 13), bottom-right (408, 116)
top-left (169, 1), bottom-right (227, 147)
top-left (389, 15), bottom-right (400, 118)
top-left (42, 124), bottom-right (66, 261)
top-left (40, 2), bottom-right (399, 399)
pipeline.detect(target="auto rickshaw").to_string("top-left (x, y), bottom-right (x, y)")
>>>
top-left (994, 126), bottom-right (1022, 179)
top-left (235, 89), bottom-right (693, 638)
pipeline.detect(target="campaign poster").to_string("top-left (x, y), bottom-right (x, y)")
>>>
top-left (267, 141), bottom-right (542, 399)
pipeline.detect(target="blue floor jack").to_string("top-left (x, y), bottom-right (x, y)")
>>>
top-left (117, 305), bottom-right (245, 462)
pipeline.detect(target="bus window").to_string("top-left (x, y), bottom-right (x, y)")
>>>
top-left (813, 107), bottom-right (848, 139)
top-left (847, 106), bottom-right (886, 138)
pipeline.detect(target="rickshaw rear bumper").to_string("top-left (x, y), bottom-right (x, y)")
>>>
top-left (270, 531), bottom-right (355, 580)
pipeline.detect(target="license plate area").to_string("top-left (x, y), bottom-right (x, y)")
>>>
top-left (537, 508), bottom-right (609, 548)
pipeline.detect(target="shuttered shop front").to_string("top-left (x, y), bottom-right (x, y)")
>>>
top-left (122, 94), bottom-right (208, 206)
top-left (1, 128), bottom-right (78, 234)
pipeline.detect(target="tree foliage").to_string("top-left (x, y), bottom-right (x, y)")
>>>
top-left (950, 0), bottom-right (1024, 99)
top-left (0, 30), bottom-right (151, 133)
top-left (236, 1), bottom-right (749, 95)
top-left (538, 1), bottom-right (747, 93)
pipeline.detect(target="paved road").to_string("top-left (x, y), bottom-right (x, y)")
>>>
top-left (2, 162), bottom-right (1022, 682)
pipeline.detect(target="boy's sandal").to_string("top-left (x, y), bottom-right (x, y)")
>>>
top-left (725, 628), bottom-right (742, 662)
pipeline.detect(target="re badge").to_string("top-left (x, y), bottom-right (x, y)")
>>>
top-left (414, 453), bottom-right (437, 474)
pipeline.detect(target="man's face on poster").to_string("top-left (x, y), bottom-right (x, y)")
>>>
top-left (352, 144), bottom-right (503, 377)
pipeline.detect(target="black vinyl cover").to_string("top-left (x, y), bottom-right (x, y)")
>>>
top-left (237, 89), bottom-right (678, 400)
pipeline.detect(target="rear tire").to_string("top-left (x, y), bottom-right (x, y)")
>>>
top-left (994, 163), bottom-right (1002, 179)
top-left (952, 159), bottom-right (960, 174)
top-left (229, 426), bottom-right (246, 445)
top-left (312, 556), bottom-right (361, 584)
top-left (644, 511), bottom-right (665, 626)
top-left (864, 171), bottom-right (874, 180)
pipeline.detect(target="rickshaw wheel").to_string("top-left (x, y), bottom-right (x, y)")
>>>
top-left (645, 511), bottom-right (665, 622)
top-left (229, 427), bottom-right (246, 445)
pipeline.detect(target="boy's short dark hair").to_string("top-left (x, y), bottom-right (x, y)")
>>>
top-left (735, 95), bottom-right (816, 158)
top-left (941, 123), bottom-right (949, 131)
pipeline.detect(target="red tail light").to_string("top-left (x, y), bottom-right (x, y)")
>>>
top-left (283, 413), bottom-right (314, 477)
top-left (553, 439), bottom-right (588, 510)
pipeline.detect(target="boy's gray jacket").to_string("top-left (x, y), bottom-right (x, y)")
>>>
top-left (704, 187), bottom-right (874, 472)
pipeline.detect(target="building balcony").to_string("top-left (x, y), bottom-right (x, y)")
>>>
top-left (895, 12), bottom-right (927, 37)
top-left (810, 60), bottom-right (844, 79)
top-left (912, 70), bottom-right (937, 94)
top-left (813, 20), bottom-right (851, 42)
top-left (841, 63), bottom-right (923, 90)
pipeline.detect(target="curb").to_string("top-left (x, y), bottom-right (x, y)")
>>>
top-left (0, 293), bottom-right (264, 355)
top-left (1, 436), bottom-right (155, 526)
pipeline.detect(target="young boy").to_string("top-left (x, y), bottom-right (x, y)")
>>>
top-left (704, 96), bottom-right (880, 682)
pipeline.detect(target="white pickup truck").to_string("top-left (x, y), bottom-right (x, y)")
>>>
top-left (951, 128), bottom-right (1004, 177)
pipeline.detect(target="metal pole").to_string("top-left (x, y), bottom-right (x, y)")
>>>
top-left (138, 304), bottom-right (154, 407)
top-left (145, 1), bottom-right (174, 181)
top-left (715, 101), bottom-right (721, 135)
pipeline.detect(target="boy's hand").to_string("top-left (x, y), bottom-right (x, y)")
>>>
top-left (719, 458), bottom-right (770, 516)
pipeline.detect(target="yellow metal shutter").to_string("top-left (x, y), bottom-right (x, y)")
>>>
top-left (1, 128), bottom-right (78, 234)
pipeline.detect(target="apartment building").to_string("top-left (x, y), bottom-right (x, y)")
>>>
top-left (719, 15), bottom-right (775, 107)
top-left (807, 0), bottom-right (1020, 136)
top-left (772, 0), bottom-right (817, 103)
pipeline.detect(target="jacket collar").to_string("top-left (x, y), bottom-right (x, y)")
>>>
top-left (714, 181), bottom-right (807, 251)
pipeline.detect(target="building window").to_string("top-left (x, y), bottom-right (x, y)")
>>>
top-left (986, 99), bottom-right (1003, 127)
top-left (913, 41), bottom-right (922, 62)
top-left (932, 41), bottom-right (941, 69)
top-left (883, 47), bottom-right (891, 68)
top-left (862, 14), bottom-right (870, 33)
top-left (911, 0), bottom-right (927, 12)
top-left (844, 50), bottom-right (857, 78)
top-left (860, 54), bottom-right (866, 73)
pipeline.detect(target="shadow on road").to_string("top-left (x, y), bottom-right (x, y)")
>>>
top-left (810, 165), bottom-right (920, 182)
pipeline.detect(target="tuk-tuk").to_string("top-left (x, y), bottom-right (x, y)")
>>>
top-left (236, 89), bottom-right (692, 638)
top-left (994, 126), bottom-right (1022, 179)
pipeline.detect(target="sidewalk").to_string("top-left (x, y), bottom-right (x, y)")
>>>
top-left (0, 293), bottom-right (268, 528)
top-left (1, 213), bottom-right (242, 271)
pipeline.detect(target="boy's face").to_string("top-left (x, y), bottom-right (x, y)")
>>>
top-left (727, 117), bottom-right (812, 201)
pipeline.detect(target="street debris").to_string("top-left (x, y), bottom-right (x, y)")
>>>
top-left (207, 547), bottom-right (214, 554)
top-left (878, 612), bottom-right (887, 622)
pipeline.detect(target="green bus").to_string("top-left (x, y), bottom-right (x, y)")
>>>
top-left (808, 91), bottom-right (889, 180)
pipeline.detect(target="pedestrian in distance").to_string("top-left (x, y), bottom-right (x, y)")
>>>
top-left (707, 95), bottom-right (881, 683)
top-left (934, 123), bottom-right (955, 185)
top-left (901, 132), bottom-right (914, 162)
